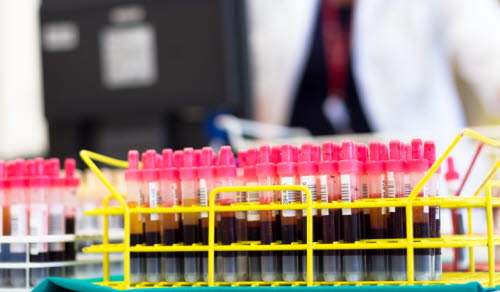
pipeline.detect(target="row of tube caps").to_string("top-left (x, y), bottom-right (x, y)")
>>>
top-left (124, 138), bottom-right (444, 283)
top-left (0, 158), bottom-right (80, 287)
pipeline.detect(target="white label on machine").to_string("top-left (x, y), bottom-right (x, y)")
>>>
top-left (341, 174), bottom-right (351, 215)
top-left (387, 172), bottom-right (396, 213)
top-left (42, 21), bottom-right (79, 52)
top-left (301, 175), bottom-right (317, 216)
top-left (199, 179), bottom-right (208, 218)
top-left (246, 182), bottom-right (260, 222)
top-left (99, 24), bottom-right (158, 90)
top-left (320, 175), bottom-right (330, 216)
top-left (10, 204), bottom-right (28, 253)
top-left (149, 182), bottom-right (160, 221)
top-left (30, 204), bottom-right (49, 255)
top-left (49, 203), bottom-right (65, 251)
top-left (281, 176), bottom-right (297, 217)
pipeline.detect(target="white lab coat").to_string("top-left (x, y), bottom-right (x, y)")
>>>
top-left (247, 0), bottom-right (500, 132)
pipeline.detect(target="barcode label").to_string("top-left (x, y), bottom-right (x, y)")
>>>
top-left (387, 172), bottom-right (396, 212)
top-left (362, 181), bottom-right (369, 215)
top-left (381, 177), bottom-right (387, 215)
top-left (49, 203), bottom-right (65, 251)
top-left (320, 175), bottom-right (330, 216)
top-left (149, 182), bottom-right (160, 221)
top-left (10, 204), bottom-right (27, 253)
top-left (199, 179), bottom-right (208, 218)
top-left (436, 206), bottom-right (440, 220)
top-left (246, 182), bottom-right (260, 222)
top-left (341, 174), bottom-right (351, 215)
top-left (281, 176), bottom-right (297, 217)
top-left (30, 204), bottom-right (49, 255)
top-left (172, 183), bottom-right (178, 205)
top-left (301, 175), bottom-right (317, 215)
top-left (404, 184), bottom-right (411, 197)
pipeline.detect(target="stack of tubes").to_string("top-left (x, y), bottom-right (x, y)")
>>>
top-left (125, 139), bottom-right (441, 283)
top-left (0, 158), bottom-right (80, 288)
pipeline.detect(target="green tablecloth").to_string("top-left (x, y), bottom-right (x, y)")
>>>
top-left (32, 278), bottom-right (498, 292)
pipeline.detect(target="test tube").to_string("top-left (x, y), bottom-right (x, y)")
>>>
top-left (277, 144), bottom-right (300, 282)
top-left (197, 147), bottom-right (217, 282)
top-left (408, 139), bottom-right (432, 281)
top-left (141, 150), bottom-right (162, 283)
top-left (386, 141), bottom-right (407, 281)
top-left (0, 161), bottom-right (8, 287)
top-left (236, 151), bottom-right (248, 281)
top-left (64, 159), bottom-right (79, 277)
top-left (243, 148), bottom-right (262, 281)
top-left (45, 159), bottom-right (66, 277)
top-left (356, 144), bottom-right (369, 279)
top-left (424, 141), bottom-right (441, 280)
top-left (339, 141), bottom-right (364, 282)
top-left (365, 142), bottom-right (389, 281)
top-left (7, 160), bottom-right (28, 287)
top-left (216, 146), bottom-right (239, 282)
top-left (28, 159), bottom-right (50, 286)
top-left (298, 143), bottom-right (321, 281)
top-left (125, 150), bottom-right (145, 283)
top-left (256, 145), bottom-right (279, 282)
top-left (159, 149), bottom-right (182, 282)
top-left (445, 158), bottom-right (466, 270)
top-left (319, 142), bottom-right (343, 282)
top-left (180, 148), bottom-right (201, 282)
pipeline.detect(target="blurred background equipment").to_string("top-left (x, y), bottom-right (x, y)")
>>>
top-left (40, 0), bottom-right (250, 160)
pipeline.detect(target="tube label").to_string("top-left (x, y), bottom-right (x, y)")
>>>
top-left (199, 179), bottom-right (208, 218)
top-left (10, 204), bottom-right (28, 253)
top-left (387, 172), bottom-right (396, 212)
top-left (423, 184), bottom-right (429, 213)
top-left (381, 176), bottom-right (387, 215)
top-left (30, 204), bottom-right (49, 255)
top-left (281, 176), bottom-right (297, 217)
top-left (49, 203), bottom-right (65, 251)
top-left (149, 182), bottom-right (161, 221)
top-left (341, 174), bottom-right (351, 215)
top-left (246, 182), bottom-right (260, 221)
top-left (362, 180), bottom-right (369, 215)
top-left (301, 175), bottom-right (317, 216)
top-left (320, 175), bottom-right (330, 216)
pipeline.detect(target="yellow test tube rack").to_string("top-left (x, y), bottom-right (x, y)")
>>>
top-left (81, 129), bottom-right (500, 289)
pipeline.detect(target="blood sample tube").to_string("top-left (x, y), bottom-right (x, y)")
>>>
top-left (0, 161), bottom-right (7, 286)
top-left (141, 150), bottom-right (162, 283)
top-left (408, 139), bottom-right (431, 281)
top-left (271, 146), bottom-right (282, 244)
top-left (45, 159), bottom-right (66, 277)
top-left (28, 159), bottom-right (50, 286)
top-left (235, 151), bottom-right (248, 281)
top-left (424, 141), bottom-right (441, 280)
top-left (319, 142), bottom-right (342, 282)
top-left (179, 148), bottom-right (201, 282)
top-left (197, 147), bottom-right (217, 282)
top-left (125, 150), bottom-right (145, 283)
top-left (256, 145), bottom-right (279, 282)
top-left (365, 142), bottom-right (388, 281)
top-left (158, 149), bottom-right (181, 282)
top-left (297, 143), bottom-right (320, 281)
top-left (64, 159), bottom-right (79, 277)
top-left (356, 144), bottom-right (369, 279)
top-left (7, 160), bottom-right (28, 287)
top-left (243, 148), bottom-right (261, 281)
top-left (217, 146), bottom-right (240, 282)
top-left (339, 141), bottom-right (364, 282)
top-left (446, 158), bottom-right (466, 270)
top-left (277, 144), bottom-right (300, 282)
top-left (385, 141), bottom-right (407, 281)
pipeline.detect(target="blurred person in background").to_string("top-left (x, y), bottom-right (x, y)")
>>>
top-left (247, 0), bottom-right (500, 135)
